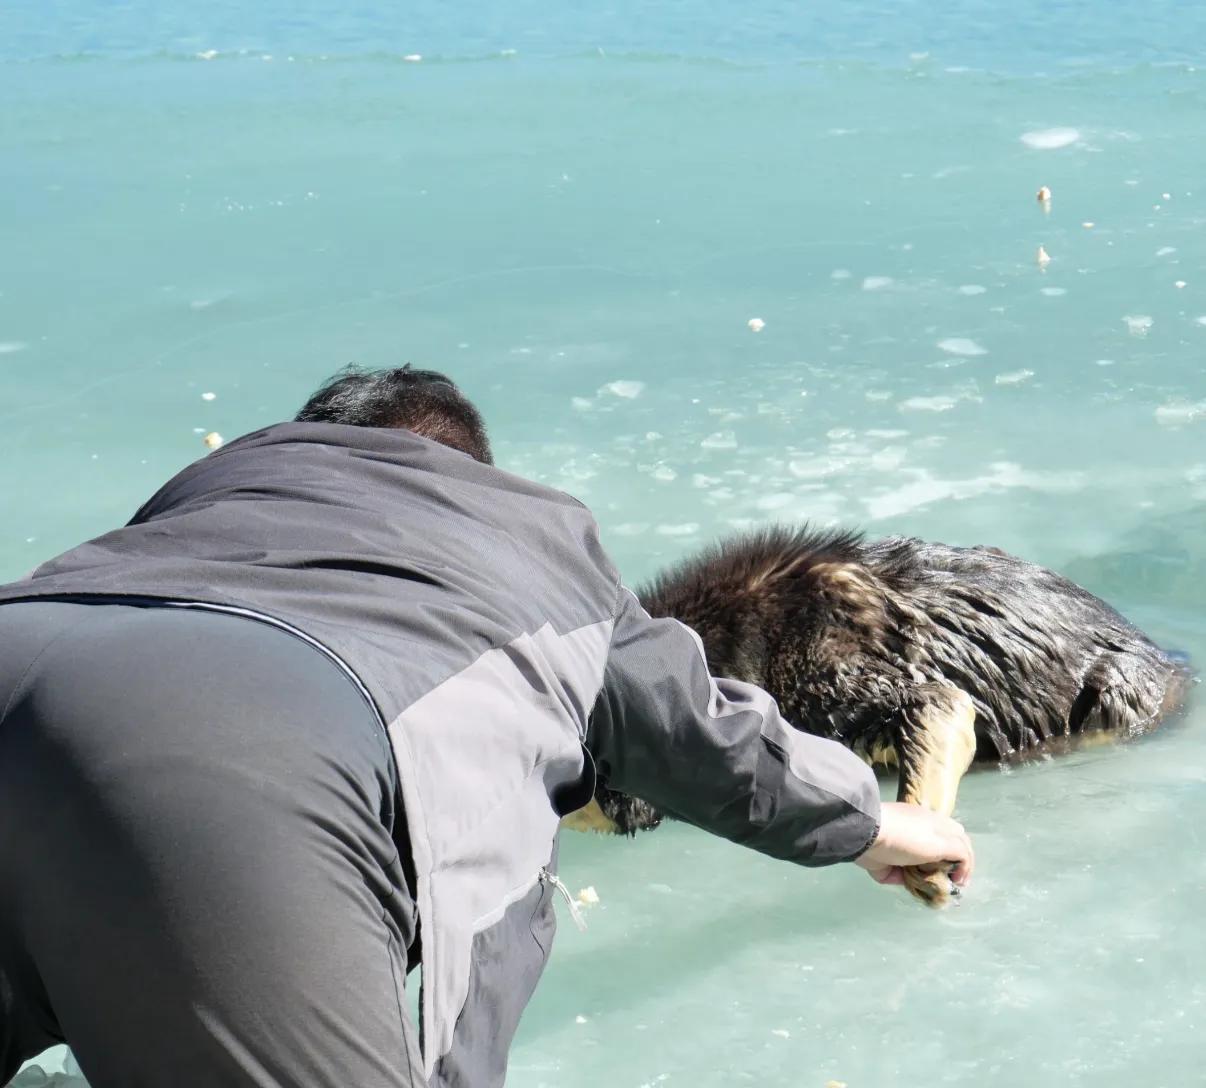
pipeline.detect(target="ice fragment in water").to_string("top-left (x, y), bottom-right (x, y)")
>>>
top-left (1020, 127), bottom-right (1080, 150)
top-left (937, 337), bottom-right (987, 356)
top-left (600, 380), bottom-right (645, 399)
top-left (747, 317), bottom-right (765, 332)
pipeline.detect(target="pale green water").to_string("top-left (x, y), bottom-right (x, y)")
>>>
top-left (5, 3), bottom-right (1206, 1086)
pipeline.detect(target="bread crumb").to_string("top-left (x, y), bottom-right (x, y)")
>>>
top-left (203, 432), bottom-right (224, 450)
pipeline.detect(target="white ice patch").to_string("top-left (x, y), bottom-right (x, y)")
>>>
top-left (1020, 127), bottom-right (1081, 150)
top-left (865, 389), bottom-right (893, 401)
top-left (1124, 315), bottom-right (1153, 337)
top-left (1040, 287), bottom-right (1067, 297)
top-left (0, 341), bottom-right (27, 354)
top-left (755, 492), bottom-right (796, 512)
top-left (788, 456), bottom-right (843, 479)
top-left (898, 395), bottom-right (959, 412)
top-left (995, 369), bottom-right (1035, 385)
top-left (831, 269), bottom-right (852, 280)
top-left (863, 462), bottom-right (1084, 520)
top-left (700, 431), bottom-right (738, 450)
top-left (1197, 317), bottom-right (1206, 327)
top-left (1155, 401), bottom-right (1206, 426)
top-left (571, 397), bottom-right (594, 411)
top-left (937, 337), bottom-right (987, 356)
top-left (600, 380), bottom-right (645, 399)
top-left (862, 276), bottom-right (894, 291)
top-left (650, 464), bottom-right (678, 482)
top-left (957, 285), bottom-right (987, 296)
top-left (655, 523), bottom-right (700, 537)
top-left (1156, 246), bottom-right (1177, 257)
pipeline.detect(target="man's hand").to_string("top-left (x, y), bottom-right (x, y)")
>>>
top-left (854, 801), bottom-right (974, 889)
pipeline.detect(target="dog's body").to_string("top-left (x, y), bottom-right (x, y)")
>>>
top-left (581, 526), bottom-right (1191, 904)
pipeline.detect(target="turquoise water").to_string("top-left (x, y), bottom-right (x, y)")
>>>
top-left (5, 3), bottom-right (1206, 1085)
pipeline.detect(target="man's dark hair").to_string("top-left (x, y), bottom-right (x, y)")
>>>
top-left (295, 365), bottom-right (493, 464)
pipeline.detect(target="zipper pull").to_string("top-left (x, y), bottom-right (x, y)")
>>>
top-left (540, 868), bottom-right (588, 932)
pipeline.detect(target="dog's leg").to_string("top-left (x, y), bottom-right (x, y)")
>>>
top-left (893, 684), bottom-right (977, 908)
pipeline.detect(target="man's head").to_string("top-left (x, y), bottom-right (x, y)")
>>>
top-left (296, 365), bottom-right (493, 465)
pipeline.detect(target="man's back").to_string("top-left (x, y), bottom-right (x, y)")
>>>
top-left (0, 421), bottom-right (622, 726)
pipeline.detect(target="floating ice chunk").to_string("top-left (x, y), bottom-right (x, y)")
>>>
top-left (600, 380), bottom-right (644, 399)
top-left (937, 337), bottom-right (987, 356)
top-left (575, 1014), bottom-right (588, 1024)
top-left (995, 369), bottom-right (1035, 385)
top-left (865, 389), bottom-right (893, 401)
top-left (571, 397), bottom-right (594, 411)
top-left (403, 54), bottom-right (423, 62)
top-left (656, 523), bottom-right (700, 537)
top-left (692, 473), bottom-right (721, 488)
top-left (1155, 401), bottom-right (1206, 426)
top-left (788, 457), bottom-right (840, 479)
top-left (747, 317), bottom-right (765, 332)
top-left (1123, 315), bottom-right (1153, 337)
top-left (1096, 359), bottom-right (1115, 366)
top-left (1041, 287), bottom-right (1066, 296)
top-left (1157, 246), bottom-right (1177, 257)
top-left (957, 285), bottom-right (986, 296)
top-left (1197, 317), bottom-right (1206, 327)
top-left (862, 276), bottom-right (894, 291)
top-left (196, 49), bottom-right (218, 60)
top-left (755, 493), bottom-right (795, 511)
top-left (700, 431), bottom-right (738, 450)
top-left (650, 464), bottom-right (677, 482)
top-left (899, 395), bottom-right (958, 412)
top-left (1175, 280), bottom-right (1187, 289)
top-left (201, 391), bottom-right (216, 401)
top-left (1020, 127), bottom-right (1081, 150)
top-left (771, 1029), bottom-right (791, 1039)
top-left (0, 341), bottom-right (27, 354)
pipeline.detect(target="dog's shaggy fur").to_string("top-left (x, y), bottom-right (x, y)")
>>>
top-left (589, 526), bottom-right (1192, 858)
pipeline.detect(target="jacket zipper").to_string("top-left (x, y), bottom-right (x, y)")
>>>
top-left (539, 867), bottom-right (588, 932)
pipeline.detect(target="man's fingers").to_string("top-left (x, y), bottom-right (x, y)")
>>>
top-left (945, 825), bottom-right (974, 885)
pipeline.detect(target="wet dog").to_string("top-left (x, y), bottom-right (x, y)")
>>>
top-left (567, 526), bottom-right (1192, 906)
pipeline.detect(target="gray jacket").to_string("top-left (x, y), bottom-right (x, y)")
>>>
top-left (0, 423), bottom-right (881, 1084)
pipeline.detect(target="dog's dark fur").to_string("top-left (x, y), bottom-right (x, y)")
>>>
top-left (594, 526), bottom-right (1192, 836)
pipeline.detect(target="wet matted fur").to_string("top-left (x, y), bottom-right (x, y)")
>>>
top-left (581, 525), bottom-right (1191, 901)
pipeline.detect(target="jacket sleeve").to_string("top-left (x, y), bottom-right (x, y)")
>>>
top-left (587, 586), bottom-right (882, 866)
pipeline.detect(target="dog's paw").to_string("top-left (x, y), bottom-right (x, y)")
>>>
top-left (902, 862), bottom-right (959, 909)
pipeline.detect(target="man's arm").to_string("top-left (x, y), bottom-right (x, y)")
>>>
top-left (586, 587), bottom-right (882, 866)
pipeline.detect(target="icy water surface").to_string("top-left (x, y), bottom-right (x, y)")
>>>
top-left (5, 2), bottom-right (1206, 1085)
